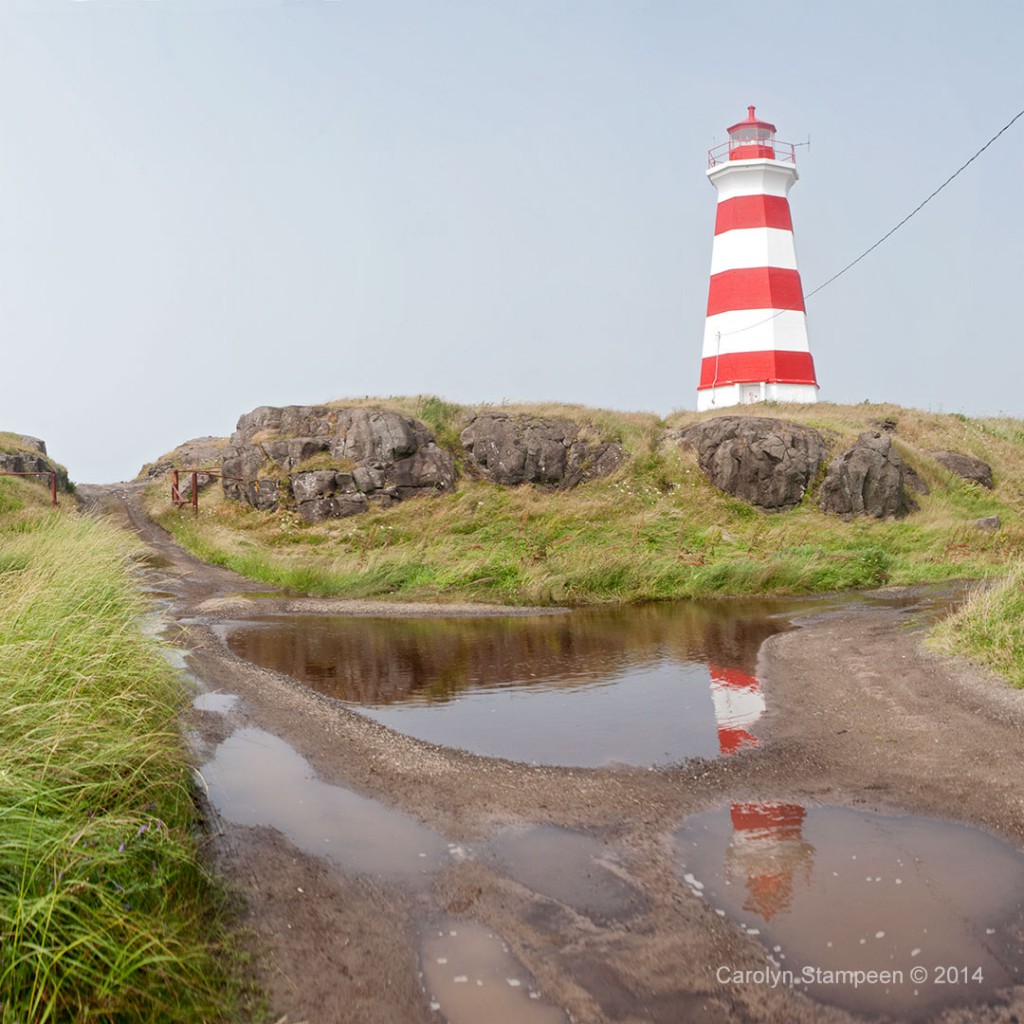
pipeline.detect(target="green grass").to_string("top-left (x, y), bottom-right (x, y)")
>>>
top-left (148, 399), bottom-right (1024, 608)
top-left (0, 479), bottom-right (244, 1022)
top-left (143, 396), bottom-right (1024, 685)
top-left (929, 563), bottom-right (1024, 687)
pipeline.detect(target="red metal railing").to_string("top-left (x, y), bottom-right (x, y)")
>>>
top-left (708, 139), bottom-right (797, 169)
top-left (0, 471), bottom-right (59, 507)
top-left (169, 469), bottom-right (246, 513)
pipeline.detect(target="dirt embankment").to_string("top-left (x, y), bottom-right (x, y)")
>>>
top-left (80, 484), bottom-right (1024, 1024)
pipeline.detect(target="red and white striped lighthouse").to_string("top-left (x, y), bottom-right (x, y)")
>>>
top-left (697, 106), bottom-right (818, 410)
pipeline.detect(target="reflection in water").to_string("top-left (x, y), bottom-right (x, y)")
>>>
top-left (200, 728), bottom-right (449, 884)
top-left (221, 600), bottom-right (802, 766)
top-left (220, 587), bottom-right (966, 768)
top-left (220, 601), bottom-right (798, 707)
top-left (709, 664), bottom-right (766, 755)
top-left (481, 826), bottom-right (646, 924)
top-left (708, 660), bottom-right (813, 919)
top-left (677, 804), bottom-right (1024, 1017)
top-left (420, 918), bottom-right (566, 1024)
top-left (725, 802), bottom-right (814, 921)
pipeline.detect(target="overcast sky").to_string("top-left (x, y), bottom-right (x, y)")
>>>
top-left (1, 0), bottom-right (1021, 482)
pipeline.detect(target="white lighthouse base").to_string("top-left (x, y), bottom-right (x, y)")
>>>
top-left (697, 381), bottom-right (818, 412)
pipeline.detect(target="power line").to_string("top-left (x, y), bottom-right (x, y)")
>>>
top-left (715, 105), bottom-right (1024, 338)
top-left (804, 105), bottom-right (1024, 300)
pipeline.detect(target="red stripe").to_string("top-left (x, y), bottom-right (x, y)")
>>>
top-left (718, 726), bottom-right (759, 755)
top-left (715, 195), bottom-right (793, 235)
top-left (707, 267), bottom-right (805, 316)
top-left (709, 664), bottom-right (760, 690)
top-left (698, 350), bottom-right (818, 389)
top-left (730, 802), bottom-right (806, 837)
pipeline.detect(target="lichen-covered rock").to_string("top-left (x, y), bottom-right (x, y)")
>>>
top-left (974, 515), bottom-right (1001, 531)
top-left (460, 414), bottom-right (625, 488)
top-left (138, 436), bottom-right (228, 480)
top-left (221, 405), bottom-right (456, 520)
top-left (930, 451), bottom-right (994, 489)
top-left (903, 463), bottom-right (930, 495)
top-left (676, 416), bottom-right (827, 510)
top-left (9, 435), bottom-right (47, 455)
top-left (0, 436), bottom-right (69, 491)
top-left (819, 431), bottom-right (912, 518)
top-left (290, 471), bottom-right (369, 521)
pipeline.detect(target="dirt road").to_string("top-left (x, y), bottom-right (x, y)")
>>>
top-left (81, 485), bottom-right (1024, 1024)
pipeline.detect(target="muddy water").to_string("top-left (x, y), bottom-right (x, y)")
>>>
top-left (420, 918), bottom-right (567, 1024)
top-left (200, 727), bottom-right (449, 884)
top-left (220, 599), bottom-right (807, 765)
top-left (481, 826), bottom-right (646, 924)
top-left (219, 587), bottom-right (965, 767)
top-left (193, 691), bottom-right (239, 713)
top-left (675, 804), bottom-right (1024, 1017)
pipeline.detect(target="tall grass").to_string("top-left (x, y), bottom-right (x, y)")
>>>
top-left (929, 563), bottom-right (1024, 687)
top-left (145, 397), bottom-right (1024, 682)
top-left (0, 503), bottom-right (240, 1022)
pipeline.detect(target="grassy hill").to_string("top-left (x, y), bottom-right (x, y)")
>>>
top-left (147, 396), bottom-right (1024, 607)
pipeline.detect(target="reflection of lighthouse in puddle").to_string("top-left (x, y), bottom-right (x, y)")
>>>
top-left (709, 664), bottom-right (765, 754)
top-left (709, 663), bottom-right (814, 921)
top-left (726, 802), bottom-right (814, 921)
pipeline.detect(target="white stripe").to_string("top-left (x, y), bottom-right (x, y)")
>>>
top-left (708, 160), bottom-right (798, 201)
top-left (711, 683), bottom-right (766, 731)
top-left (702, 309), bottom-right (810, 358)
top-left (709, 228), bottom-right (798, 275)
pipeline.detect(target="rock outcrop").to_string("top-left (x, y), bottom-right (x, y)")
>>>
top-left (221, 405), bottom-right (456, 520)
top-left (460, 414), bottom-right (625, 488)
top-left (138, 436), bottom-right (228, 480)
top-left (0, 434), bottom-right (69, 491)
top-left (676, 416), bottom-right (827, 510)
top-left (819, 431), bottom-right (912, 518)
top-left (903, 464), bottom-right (930, 495)
top-left (930, 450), bottom-right (994, 489)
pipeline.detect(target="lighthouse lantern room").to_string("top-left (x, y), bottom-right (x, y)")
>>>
top-left (697, 106), bottom-right (819, 411)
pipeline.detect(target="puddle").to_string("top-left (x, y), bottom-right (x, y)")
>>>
top-left (675, 804), bottom-right (1024, 1017)
top-left (157, 646), bottom-right (188, 671)
top-left (193, 691), bottom-right (240, 713)
top-left (420, 918), bottom-right (566, 1024)
top-left (217, 586), bottom-right (967, 767)
top-left (481, 826), bottom-right (645, 923)
top-left (218, 599), bottom-right (812, 766)
top-left (200, 728), bottom-right (448, 883)
top-left (134, 552), bottom-right (174, 569)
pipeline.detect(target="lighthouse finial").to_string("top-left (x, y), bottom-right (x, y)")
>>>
top-left (748, 105), bottom-right (756, 120)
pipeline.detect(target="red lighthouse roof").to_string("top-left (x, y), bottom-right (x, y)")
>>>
top-left (726, 105), bottom-right (777, 161)
top-left (727, 105), bottom-right (777, 136)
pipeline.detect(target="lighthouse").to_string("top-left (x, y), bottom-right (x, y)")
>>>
top-left (697, 106), bottom-right (818, 410)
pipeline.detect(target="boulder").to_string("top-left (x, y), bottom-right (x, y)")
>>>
top-left (903, 464), bottom-right (930, 495)
top-left (221, 405), bottom-right (456, 520)
top-left (819, 431), bottom-right (912, 518)
top-left (0, 436), bottom-right (69, 492)
top-left (138, 436), bottom-right (228, 480)
top-left (460, 414), bottom-right (625, 488)
top-left (974, 515), bottom-right (1001, 532)
top-left (11, 435), bottom-right (47, 455)
top-left (291, 471), bottom-right (369, 521)
top-left (676, 416), bottom-right (827, 510)
top-left (930, 451), bottom-right (994, 489)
